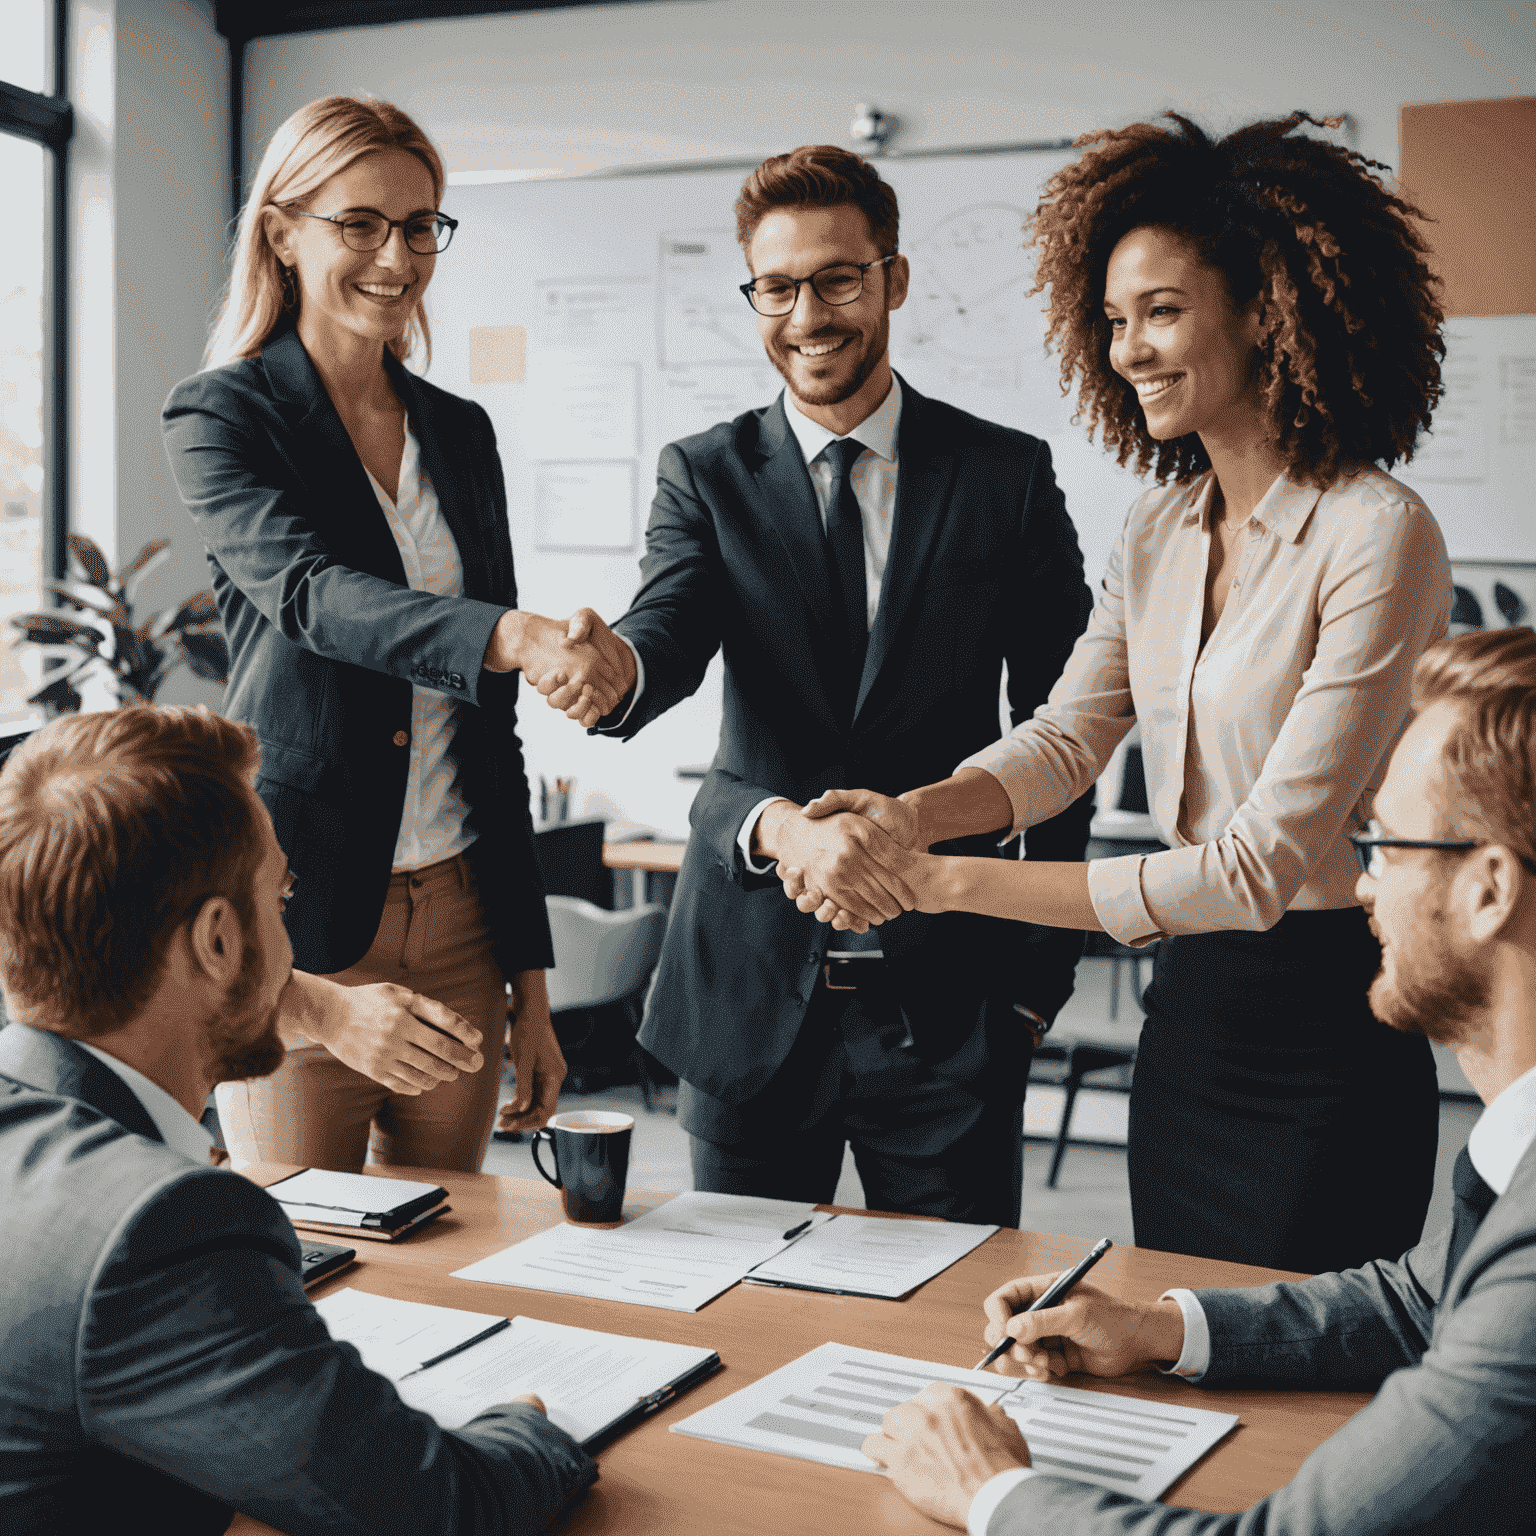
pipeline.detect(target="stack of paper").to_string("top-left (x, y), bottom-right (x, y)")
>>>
top-left (453, 1192), bottom-right (828, 1312)
top-left (745, 1214), bottom-right (997, 1299)
top-left (315, 1289), bottom-right (718, 1447)
top-left (672, 1343), bottom-right (1238, 1500)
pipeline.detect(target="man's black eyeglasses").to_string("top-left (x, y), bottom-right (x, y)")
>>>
top-left (293, 208), bottom-right (458, 255)
top-left (740, 255), bottom-right (897, 316)
top-left (1350, 819), bottom-right (1536, 878)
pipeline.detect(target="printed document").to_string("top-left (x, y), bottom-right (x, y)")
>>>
top-left (453, 1191), bottom-right (822, 1312)
top-left (314, 1288), bottom-right (507, 1381)
top-left (395, 1316), bottom-right (718, 1446)
top-left (672, 1343), bottom-right (1238, 1501)
top-left (745, 1214), bottom-right (998, 1298)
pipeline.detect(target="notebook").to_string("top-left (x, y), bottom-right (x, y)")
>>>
top-left (268, 1168), bottom-right (448, 1238)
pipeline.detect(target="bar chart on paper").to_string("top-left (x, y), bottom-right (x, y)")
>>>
top-left (672, 1343), bottom-right (1238, 1501)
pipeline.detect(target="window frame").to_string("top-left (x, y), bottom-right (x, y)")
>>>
top-left (0, 0), bottom-right (72, 588)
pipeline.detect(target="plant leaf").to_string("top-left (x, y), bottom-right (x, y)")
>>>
top-left (122, 542), bottom-right (173, 604)
top-left (27, 676), bottom-right (82, 713)
top-left (47, 580), bottom-right (124, 620)
top-left (67, 534), bottom-right (113, 588)
top-left (10, 613), bottom-right (104, 649)
top-left (178, 626), bottom-right (230, 683)
top-left (116, 538), bottom-right (170, 586)
top-left (160, 590), bottom-right (219, 633)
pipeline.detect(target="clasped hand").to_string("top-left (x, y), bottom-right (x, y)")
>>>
top-left (770, 788), bottom-right (933, 933)
top-left (492, 608), bottom-right (637, 729)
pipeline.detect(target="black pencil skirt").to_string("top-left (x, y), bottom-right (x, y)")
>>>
top-left (1126, 906), bottom-right (1440, 1275)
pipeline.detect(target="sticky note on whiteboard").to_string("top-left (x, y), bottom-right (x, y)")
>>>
top-left (469, 325), bottom-right (526, 384)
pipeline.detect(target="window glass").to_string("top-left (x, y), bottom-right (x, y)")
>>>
top-left (3, 3), bottom-right (51, 95)
top-left (0, 133), bottom-right (46, 726)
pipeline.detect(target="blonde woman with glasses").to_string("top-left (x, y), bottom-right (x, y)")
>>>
top-left (163, 96), bottom-right (624, 1172)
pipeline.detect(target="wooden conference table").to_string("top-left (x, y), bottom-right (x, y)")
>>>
top-left (244, 1164), bottom-right (1370, 1535)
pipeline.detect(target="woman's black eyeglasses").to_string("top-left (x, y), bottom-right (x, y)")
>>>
top-left (293, 208), bottom-right (458, 255)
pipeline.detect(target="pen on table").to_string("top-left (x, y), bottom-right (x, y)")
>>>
top-left (972, 1236), bottom-right (1114, 1372)
top-left (782, 1218), bottom-right (814, 1240)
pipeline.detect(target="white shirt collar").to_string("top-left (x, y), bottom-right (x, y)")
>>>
top-left (75, 1041), bottom-right (216, 1165)
top-left (782, 374), bottom-right (903, 467)
top-left (1467, 1059), bottom-right (1536, 1197)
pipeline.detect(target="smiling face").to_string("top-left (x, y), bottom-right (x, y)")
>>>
top-left (1357, 702), bottom-right (1491, 1043)
top-left (1103, 226), bottom-right (1266, 446)
top-left (266, 147), bottom-right (438, 358)
top-left (746, 203), bottom-right (908, 412)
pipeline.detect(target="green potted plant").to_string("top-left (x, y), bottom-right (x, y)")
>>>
top-left (10, 533), bottom-right (228, 714)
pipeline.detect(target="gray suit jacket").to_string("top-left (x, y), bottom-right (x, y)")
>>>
top-left (0, 1023), bottom-right (597, 1535)
top-left (992, 1136), bottom-right (1536, 1534)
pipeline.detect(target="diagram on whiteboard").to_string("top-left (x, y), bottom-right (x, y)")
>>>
top-left (897, 203), bottom-right (1038, 363)
top-left (659, 230), bottom-right (762, 367)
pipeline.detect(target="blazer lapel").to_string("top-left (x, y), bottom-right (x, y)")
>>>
top-left (0, 1022), bottom-right (163, 1142)
top-left (752, 399), bottom-right (844, 730)
top-left (854, 379), bottom-right (957, 720)
top-left (261, 326), bottom-right (408, 587)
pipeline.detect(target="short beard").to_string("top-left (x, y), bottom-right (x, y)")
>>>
top-left (769, 311), bottom-right (889, 407)
top-left (205, 929), bottom-right (285, 1083)
top-left (1368, 909), bottom-right (1490, 1044)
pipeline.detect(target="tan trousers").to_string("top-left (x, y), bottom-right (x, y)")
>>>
top-left (217, 853), bottom-right (507, 1173)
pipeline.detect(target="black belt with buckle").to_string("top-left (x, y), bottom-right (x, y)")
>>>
top-left (822, 950), bottom-right (885, 991)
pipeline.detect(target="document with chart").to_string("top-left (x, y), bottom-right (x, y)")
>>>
top-left (671, 1343), bottom-right (1238, 1500)
top-left (743, 1214), bottom-right (998, 1299)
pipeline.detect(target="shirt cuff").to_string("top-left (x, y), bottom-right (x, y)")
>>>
top-left (1158, 1289), bottom-right (1211, 1380)
top-left (596, 635), bottom-right (645, 732)
top-left (968, 1468), bottom-right (1038, 1535)
top-left (739, 797), bottom-right (792, 875)
top-left (1086, 854), bottom-right (1164, 948)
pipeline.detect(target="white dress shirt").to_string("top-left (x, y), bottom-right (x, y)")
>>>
top-left (75, 1041), bottom-right (215, 1164)
top-left (363, 419), bottom-right (477, 872)
top-left (959, 468), bottom-right (1450, 946)
top-left (736, 379), bottom-right (905, 872)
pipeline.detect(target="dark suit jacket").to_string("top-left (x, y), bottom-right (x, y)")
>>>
top-left (611, 380), bottom-right (1094, 1102)
top-left (991, 1135), bottom-right (1536, 1533)
top-left (0, 1022), bottom-right (596, 1535)
top-left (161, 323), bottom-right (552, 979)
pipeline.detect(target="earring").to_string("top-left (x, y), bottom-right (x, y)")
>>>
top-left (280, 263), bottom-right (297, 309)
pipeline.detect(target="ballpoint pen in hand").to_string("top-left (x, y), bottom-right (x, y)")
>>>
top-left (973, 1236), bottom-right (1114, 1371)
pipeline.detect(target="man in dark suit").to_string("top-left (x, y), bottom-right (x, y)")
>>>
top-left (543, 146), bottom-right (1093, 1225)
top-left (0, 706), bottom-right (595, 1534)
top-left (864, 628), bottom-right (1536, 1534)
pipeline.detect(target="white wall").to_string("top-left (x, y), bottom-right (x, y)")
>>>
top-left (235, 0), bottom-right (1535, 831)
top-left (69, 0), bottom-right (228, 709)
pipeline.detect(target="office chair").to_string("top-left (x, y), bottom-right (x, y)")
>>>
top-left (542, 894), bottom-right (668, 1111)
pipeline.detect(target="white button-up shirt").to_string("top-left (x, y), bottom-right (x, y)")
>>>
top-left (363, 419), bottom-right (477, 873)
top-left (960, 467), bottom-right (1451, 945)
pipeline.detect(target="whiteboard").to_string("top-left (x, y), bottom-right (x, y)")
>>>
top-left (421, 153), bottom-right (1531, 830)
top-left (424, 150), bottom-right (1151, 829)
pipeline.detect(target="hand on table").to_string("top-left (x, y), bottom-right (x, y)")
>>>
top-left (980, 1273), bottom-right (1186, 1382)
top-left (497, 970), bottom-right (567, 1135)
top-left (861, 1383), bottom-right (1030, 1529)
top-left (300, 979), bottom-right (484, 1095)
top-left (537, 608), bottom-right (638, 728)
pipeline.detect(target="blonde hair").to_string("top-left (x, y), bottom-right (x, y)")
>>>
top-left (205, 95), bottom-right (444, 370)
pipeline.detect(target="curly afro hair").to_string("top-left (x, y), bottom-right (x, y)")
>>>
top-left (1030, 111), bottom-right (1445, 487)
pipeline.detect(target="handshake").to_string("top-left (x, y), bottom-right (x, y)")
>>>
top-left (489, 604), bottom-right (942, 931)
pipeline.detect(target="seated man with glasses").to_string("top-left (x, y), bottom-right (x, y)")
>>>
top-left (863, 626), bottom-right (1536, 1535)
top-left (537, 144), bottom-right (1095, 1225)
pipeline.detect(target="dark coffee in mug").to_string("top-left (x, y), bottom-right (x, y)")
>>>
top-left (531, 1110), bottom-right (634, 1225)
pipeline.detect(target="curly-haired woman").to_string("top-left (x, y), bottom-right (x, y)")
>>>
top-left (790, 113), bottom-right (1451, 1273)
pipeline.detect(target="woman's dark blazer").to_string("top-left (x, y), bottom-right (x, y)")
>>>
top-left (161, 322), bottom-right (553, 981)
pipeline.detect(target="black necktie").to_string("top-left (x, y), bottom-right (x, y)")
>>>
top-left (820, 438), bottom-right (870, 698)
top-left (1446, 1144), bottom-right (1497, 1279)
